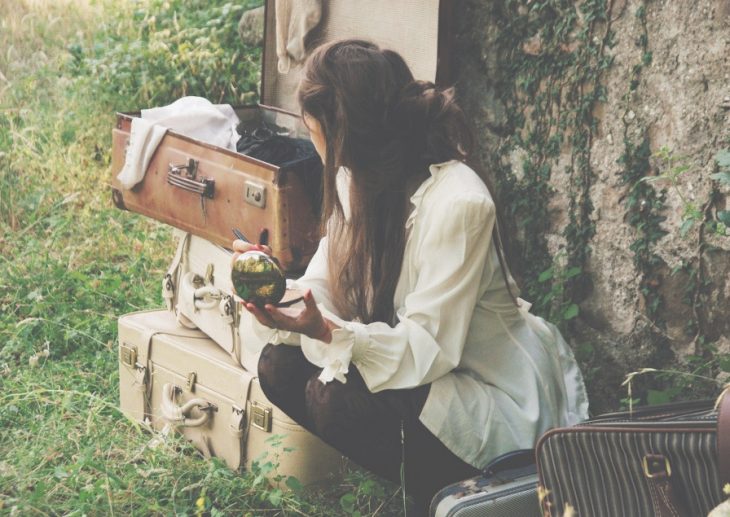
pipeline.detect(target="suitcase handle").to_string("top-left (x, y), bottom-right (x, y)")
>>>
top-left (161, 383), bottom-right (216, 427)
top-left (179, 271), bottom-right (223, 310)
top-left (193, 285), bottom-right (222, 310)
top-left (167, 159), bottom-right (215, 199)
top-left (483, 448), bottom-right (535, 476)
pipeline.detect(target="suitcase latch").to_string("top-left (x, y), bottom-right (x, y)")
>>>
top-left (251, 401), bottom-right (272, 432)
top-left (244, 181), bottom-right (266, 208)
top-left (167, 159), bottom-right (215, 200)
top-left (120, 343), bottom-right (137, 368)
top-left (186, 372), bottom-right (197, 392)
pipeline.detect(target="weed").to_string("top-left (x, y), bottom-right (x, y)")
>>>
top-left (535, 252), bottom-right (582, 330)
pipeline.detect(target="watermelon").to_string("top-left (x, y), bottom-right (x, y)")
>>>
top-left (231, 251), bottom-right (286, 306)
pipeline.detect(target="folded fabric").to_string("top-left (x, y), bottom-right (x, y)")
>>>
top-left (117, 96), bottom-right (241, 190)
top-left (275, 0), bottom-right (322, 74)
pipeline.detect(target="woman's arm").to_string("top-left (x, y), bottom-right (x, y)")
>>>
top-left (299, 192), bottom-right (496, 389)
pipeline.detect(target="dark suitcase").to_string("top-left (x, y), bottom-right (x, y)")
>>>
top-left (536, 397), bottom-right (728, 516)
top-left (430, 450), bottom-right (541, 517)
top-left (110, 0), bottom-right (453, 273)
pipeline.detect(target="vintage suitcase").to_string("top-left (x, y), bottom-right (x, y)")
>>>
top-left (161, 229), bottom-right (260, 372)
top-left (110, 0), bottom-right (453, 273)
top-left (429, 450), bottom-right (540, 517)
top-left (118, 309), bottom-right (343, 485)
top-left (161, 229), bottom-right (297, 371)
top-left (536, 398), bottom-right (727, 517)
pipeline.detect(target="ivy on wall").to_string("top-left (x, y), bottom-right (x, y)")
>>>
top-left (492, 0), bottom-right (615, 329)
top-left (617, 1), bottom-right (669, 326)
top-left (474, 0), bottom-right (729, 405)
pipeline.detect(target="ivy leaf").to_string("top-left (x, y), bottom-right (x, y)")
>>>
top-left (538, 268), bottom-right (554, 282)
top-left (711, 171), bottom-right (730, 186)
top-left (268, 489), bottom-right (283, 507)
top-left (679, 218), bottom-right (695, 238)
top-left (340, 493), bottom-right (356, 513)
top-left (719, 356), bottom-right (730, 373)
top-left (565, 266), bottom-right (582, 279)
top-left (285, 476), bottom-right (303, 492)
top-left (562, 304), bottom-right (579, 320)
top-left (715, 149), bottom-right (730, 169)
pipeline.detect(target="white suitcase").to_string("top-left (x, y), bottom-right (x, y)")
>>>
top-left (118, 309), bottom-right (343, 484)
top-left (162, 229), bottom-right (267, 373)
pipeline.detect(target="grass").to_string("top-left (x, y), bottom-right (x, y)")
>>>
top-left (0, 1), bottom-right (403, 515)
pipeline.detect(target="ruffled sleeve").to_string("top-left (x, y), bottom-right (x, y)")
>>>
top-left (299, 192), bottom-right (496, 391)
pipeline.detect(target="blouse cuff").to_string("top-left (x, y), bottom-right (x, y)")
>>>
top-left (299, 326), bottom-right (352, 384)
top-left (299, 305), bottom-right (369, 384)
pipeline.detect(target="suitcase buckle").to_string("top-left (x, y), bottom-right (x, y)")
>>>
top-left (251, 401), bottom-right (272, 432)
top-left (120, 343), bottom-right (137, 368)
top-left (642, 454), bottom-right (671, 478)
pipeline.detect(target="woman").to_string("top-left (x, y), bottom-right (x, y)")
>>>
top-left (234, 39), bottom-right (588, 514)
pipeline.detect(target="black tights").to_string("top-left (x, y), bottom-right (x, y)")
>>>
top-left (257, 343), bottom-right (480, 515)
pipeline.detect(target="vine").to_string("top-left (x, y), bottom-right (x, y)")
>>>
top-left (617, 1), bottom-right (668, 326)
top-left (615, 2), bottom-right (730, 401)
top-left (493, 0), bottom-right (615, 328)
top-left (475, 0), bottom-right (728, 406)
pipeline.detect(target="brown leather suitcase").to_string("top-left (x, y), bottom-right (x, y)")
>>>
top-left (110, 0), bottom-right (452, 273)
top-left (118, 309), bottom-right (343, 485)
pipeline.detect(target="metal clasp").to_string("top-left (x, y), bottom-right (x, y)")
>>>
top-left (169, 158), bottom-right (199, 179)
top-left (251, 401), bottom-right (272, 432)
top-left (186, 372), bottom-right (197, 392)
top-left (120, 343), bottom-right (137, 368)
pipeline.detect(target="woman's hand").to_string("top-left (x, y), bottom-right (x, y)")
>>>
top-left (244, 289), bottom-right (336, 343)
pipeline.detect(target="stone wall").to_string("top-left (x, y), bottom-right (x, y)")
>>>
top-left (453, 0), bottom-right (730, 412)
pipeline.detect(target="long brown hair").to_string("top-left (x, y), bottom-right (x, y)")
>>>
top-left (298, 39), bottom-right (515, 324)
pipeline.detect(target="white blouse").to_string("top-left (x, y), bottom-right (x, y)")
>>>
top-left (245, 160), bottom-right (589, 468)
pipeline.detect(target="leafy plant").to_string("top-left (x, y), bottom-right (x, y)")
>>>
top-left (711, 149), bottom-right (730, 186)
top-left (711, 149), bottom-right (730, 233)
top-left (642, 146), bottom-right (702, 237)
top-left (535, 253), bottom-right (582, 329)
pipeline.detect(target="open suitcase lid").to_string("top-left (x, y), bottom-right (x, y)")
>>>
top-left (260, 0), bottom-right (452, 114)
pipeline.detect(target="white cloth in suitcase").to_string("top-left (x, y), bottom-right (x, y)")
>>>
top-left (162, 229), bottom-right (268, 373)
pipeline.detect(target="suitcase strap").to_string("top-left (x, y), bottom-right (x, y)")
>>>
top-left (717, 387), bottom-right (730, 486)
top-left (162, 232), bottom-right (191, 311)
top-left (642, 453), bottom-right (691, 517)
top-left (138, 328), bottom-right (158, 422)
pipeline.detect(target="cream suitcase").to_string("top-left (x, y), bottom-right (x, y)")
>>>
top-left (161, 230), bottom-right (260, 372)
top-left (118, 309), bottom-right (342, 485)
